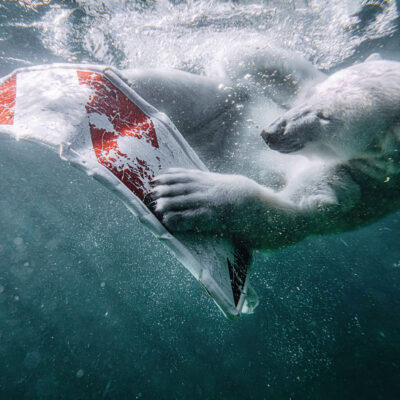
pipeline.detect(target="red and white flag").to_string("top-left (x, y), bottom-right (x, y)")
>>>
top-left (0, 64), bottom-right (257, 318)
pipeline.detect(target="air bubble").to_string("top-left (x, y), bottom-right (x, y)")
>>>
top-left (76, 369), bottom-right (84, 379)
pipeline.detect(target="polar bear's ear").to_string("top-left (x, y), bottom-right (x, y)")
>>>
top-left (365, 53), bottom-right (383, 62)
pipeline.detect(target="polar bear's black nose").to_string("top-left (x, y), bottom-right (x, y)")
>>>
top-left (261, 126), bottom-right (305, 154)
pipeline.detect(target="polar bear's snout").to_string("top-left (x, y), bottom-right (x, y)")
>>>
top-left (261, 123), bottom-right (305, 153)
top-left (261, 107), bottom-right (332, 154)
top-left (261, 115), bottom-right (312, 154)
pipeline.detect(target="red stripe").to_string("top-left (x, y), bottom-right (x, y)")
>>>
top-left (77, 71), bottom-right (159, 201)
top-left (0, 75), bottom-right (16, 125)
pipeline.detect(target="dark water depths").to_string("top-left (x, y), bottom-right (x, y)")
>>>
top-left (0, 1), bottom-right (400, 399)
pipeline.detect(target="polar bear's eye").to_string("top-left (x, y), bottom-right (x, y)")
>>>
top-left (317, 111), bottom-right (331, 121)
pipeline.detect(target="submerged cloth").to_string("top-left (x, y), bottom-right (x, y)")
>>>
top-left (0, 63), bottom-right (258, 319)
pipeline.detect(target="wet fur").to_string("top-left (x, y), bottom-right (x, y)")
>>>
top-left (124, 54), bottom-right (400, 249)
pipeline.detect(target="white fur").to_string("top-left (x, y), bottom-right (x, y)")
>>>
top-left (126, 53), bottom-right (400, 249)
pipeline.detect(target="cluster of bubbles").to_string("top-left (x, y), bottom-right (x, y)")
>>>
top-left (29, 0), bottom-right (398, 74)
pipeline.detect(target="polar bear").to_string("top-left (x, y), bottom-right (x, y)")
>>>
top-left (125, 53), bottom-right (400, 250)
top-left (262, 56), bottom-right (400, 236)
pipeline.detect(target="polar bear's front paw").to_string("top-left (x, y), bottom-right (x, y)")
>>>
top-left (261, 106), bottom-right (332, 153)
top-left (149, 168), bottom-right (257, 234)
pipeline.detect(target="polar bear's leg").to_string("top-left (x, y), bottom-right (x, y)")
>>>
top-left (122, 68), bottom-right (236, 146)
top-left (122, 68), bottom-right (252, 165)
top-left (150, 168), bottom-right (314, 249)
top-left (218, 46), bottom-right (325, 108)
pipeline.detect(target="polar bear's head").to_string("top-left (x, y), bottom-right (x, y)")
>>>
top-left (261, 105), bottom-right (334, 154)
top-left (262, 58), bottom-right (400, 161)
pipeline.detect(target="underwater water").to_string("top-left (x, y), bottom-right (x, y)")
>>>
top-left (1, 0), bottom-right (400, 399)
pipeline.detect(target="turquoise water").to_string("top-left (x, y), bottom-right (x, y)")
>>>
top-left (1, 1), bottom-right (400, 399)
